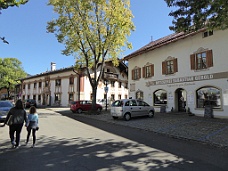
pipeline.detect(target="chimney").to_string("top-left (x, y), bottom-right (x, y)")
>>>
top-left (51, 62), bottom-right (56, 71)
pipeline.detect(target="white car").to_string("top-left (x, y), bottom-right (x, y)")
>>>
top-left (97, 99), bottom-right (109, 106)
top-left (111, 99), bottom-right (155, 121)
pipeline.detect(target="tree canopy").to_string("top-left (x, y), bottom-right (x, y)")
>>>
top-left (47, 0), bottom-right (135, 109)
top-left (0, 0), bottom-right (28, 12)
top-left (0, 58), bottom-right (27, 98)
top-left (165, 0), bottom-right (228, 32)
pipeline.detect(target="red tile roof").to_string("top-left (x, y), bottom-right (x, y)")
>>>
top-left (124, 28), bottom-right (206, 60)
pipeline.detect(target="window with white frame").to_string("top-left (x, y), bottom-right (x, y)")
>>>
top-left (55, 93), bottom-right (61, 102)
top-left (143, 64), bottom-right (154, 78)
top-left (69, 77), bottom-right (74, 85)
top-left (69, 93), bottom-right (73, 101)
top-left (132, 67), bottom-right (141, 80)
top-left (55, 79), bottom-right (61, 86)
top-left (162, 58), bottom-right (178, 75)
top-left (190, 49), bottom-right (213, 70)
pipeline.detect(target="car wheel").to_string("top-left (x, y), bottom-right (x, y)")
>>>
top-left (77, 108), bottom-right (83, 114)
top-left (97, 107), bottom-right (102, 112)
top-left (124, 113), bottom-right (131, 121)
top-left (112, 116), bottom-right (118, 120)
top-left (148, 110), bottom-right (154, 118)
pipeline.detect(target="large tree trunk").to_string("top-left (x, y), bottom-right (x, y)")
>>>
top-left (91, 85), bottom-right (97, 112)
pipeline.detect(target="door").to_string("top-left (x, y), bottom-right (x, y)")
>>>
top-left (176, 88), bottom-right (186, 112)
top-left (129, 100), bottom-right (140, 117)
top-left (137, 100), bottom-right (149, 115)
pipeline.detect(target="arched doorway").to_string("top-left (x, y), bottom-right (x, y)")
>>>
top-left (175, 88), bottom-right (186, 112)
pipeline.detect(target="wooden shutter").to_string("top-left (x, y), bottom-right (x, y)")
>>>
top-left (151, 64), bottom-right (154, 76)
top-left (206, 50), bottom-right (213, 67)
top-left (190, 54), bottom-right (195, 70)
top-left (132, 70), bottom-right (135, 80)
top-left (174, 58), bottom-right (178, 73)
top-left (162, 61), bottom-right (166, 75)
top-left (139, 68), bottom-right (141, 79)
top-left (142, 66), bottom-right (145, 78)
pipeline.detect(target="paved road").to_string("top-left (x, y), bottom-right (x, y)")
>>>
top-left (54, 107), bottom-right (228, 148)
top-left (0, 108), bottom-right (228, 171)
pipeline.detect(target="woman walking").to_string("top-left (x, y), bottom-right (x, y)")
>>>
top-left (26, 106), bottom-right (39, 148)
top-left (3, 99), bottom-right (27, 148)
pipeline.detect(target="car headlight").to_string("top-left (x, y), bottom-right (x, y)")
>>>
top-left (0, 110), bottom-right (7, 116)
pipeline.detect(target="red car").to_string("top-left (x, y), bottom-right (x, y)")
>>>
top-left (70, 100), bottom-right (102, 113)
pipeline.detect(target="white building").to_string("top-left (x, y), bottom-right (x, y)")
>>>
top-left (124, 28), bottom-right (228, 118)
top-left (20, 61), bottom-right (128, 107)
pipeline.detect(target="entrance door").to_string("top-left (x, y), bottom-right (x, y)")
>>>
top-left (176, 88), bottom-right (186, 112)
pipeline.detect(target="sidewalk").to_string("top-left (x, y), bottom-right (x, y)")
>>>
top-left (48, 107), bottom-right (228, 149)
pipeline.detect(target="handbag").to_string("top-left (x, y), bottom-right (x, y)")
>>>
top-left (6, 115), bottom-right (13, 126)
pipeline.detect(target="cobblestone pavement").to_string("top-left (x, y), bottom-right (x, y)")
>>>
top-left (48, 107), bottom-right (228, 149)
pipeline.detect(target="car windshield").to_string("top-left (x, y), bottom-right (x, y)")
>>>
top-left (0, 101), bottom-right (13, 108)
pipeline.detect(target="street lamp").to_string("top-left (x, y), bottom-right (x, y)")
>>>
top-left (104, 80), bottom-right (109, 111)
top-left (103, 71), bottom-right (118, 111)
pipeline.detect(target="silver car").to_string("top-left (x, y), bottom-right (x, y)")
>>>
top-left (111, 99), bottom-right (155, 121)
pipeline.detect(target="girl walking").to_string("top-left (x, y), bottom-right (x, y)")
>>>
top-left (26, 106), bottom-right (39, 148)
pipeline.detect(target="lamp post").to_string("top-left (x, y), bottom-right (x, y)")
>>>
top-left (103, 71), bottom-right (118, 111)
top-left (104, 80), bottom-right (109, 111)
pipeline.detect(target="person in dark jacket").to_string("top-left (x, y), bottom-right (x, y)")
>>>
top-left (3, 99), bottom-right (27, 148)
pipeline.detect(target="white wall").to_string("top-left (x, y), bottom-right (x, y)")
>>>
top-left (128, 29), bottom-right (228, 118)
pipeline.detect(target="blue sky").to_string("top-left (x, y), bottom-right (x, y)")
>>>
top-left (0, 0), bottom-right (174, 75)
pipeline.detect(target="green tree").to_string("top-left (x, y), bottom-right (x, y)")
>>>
top-left (0, 58), bottom-right (27, 99)
top-left (0, 0), bottom-right (28, 11)
top-left (47, 0), bottom-right (135, 111)
top-left (165, 0), bottom-right (228, 32)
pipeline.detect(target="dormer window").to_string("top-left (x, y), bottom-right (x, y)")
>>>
top-left (203, 30), bottom-right (213, 38)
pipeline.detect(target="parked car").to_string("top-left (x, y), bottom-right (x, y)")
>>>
top-left (70, 100), bottom-right (102, 113)
top-left (0, 100), bottom-right (14, 123)
top-left (24, 99), bottom-right (37, 108)
top-left (96, 99), bottom-right (109, 106)
top-left (111, 99), bottom-right (155, 121)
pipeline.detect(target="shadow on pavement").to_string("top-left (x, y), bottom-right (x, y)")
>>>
top-left (0, 135), bottom-right (195, 171)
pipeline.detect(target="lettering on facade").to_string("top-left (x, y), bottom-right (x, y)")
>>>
top-left (145, 72), bottom-right (228, 87)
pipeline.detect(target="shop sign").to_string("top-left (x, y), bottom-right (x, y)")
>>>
top-left (145, 71), bottom-right (228, 87)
